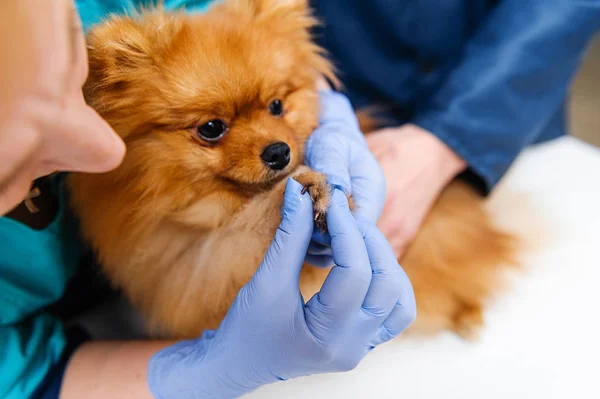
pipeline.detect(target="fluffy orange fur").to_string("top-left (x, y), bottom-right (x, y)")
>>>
top-left (68, 0), bottom-right (517, 339)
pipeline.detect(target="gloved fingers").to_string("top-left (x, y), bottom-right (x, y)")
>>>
top-left (370, 298), bottom-right (417, 346)
top-left (305, 133), bottom-right (352, 193)
top-left (251, 178), bottom-right (314, 291)
top-left (370, 267), bottom-right (416, 346)
top-left (356, 217), bottom-right (404, 320)
top-left (305, 89), bottom-right (367, 194)
top-left (317, 90), bottom-right (362, 135)
top-left (349, 150), bottom-right (387, 223)
top-left (312, 190), bottom-right (371, 314)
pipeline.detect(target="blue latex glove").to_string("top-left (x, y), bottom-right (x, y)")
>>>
top-left (305, 90), bottom-right (386, 267)
top-left (148, 179), bottom-right (415, 399)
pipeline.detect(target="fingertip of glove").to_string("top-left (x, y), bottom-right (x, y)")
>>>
top-left (354, 215), bottom-right (381, 242)
top-left (283, 178), bottom-right (313, 218)
top-left (328, 180), bottom-right (350, 195)
top-left (286, 177), bottom-right (304, 193)
top-left (331, 189), bottom-right (350, 207)
top-left (318, 90), bottom-right (352, 107)
top-left (354, 214), bottom-right (372, 228)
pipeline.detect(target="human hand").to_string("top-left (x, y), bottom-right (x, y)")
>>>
top-left (0, 0), bottom-right (124, 215)
top-left (148, 179), bottom-right (416, 399)
top-left (366, 124), bottom-right (466, 256)
top-left (304, 87), bottom-right (386, 266)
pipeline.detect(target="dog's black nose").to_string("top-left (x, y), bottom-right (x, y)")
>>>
top-left (261, 142), bottom-right (291, 170)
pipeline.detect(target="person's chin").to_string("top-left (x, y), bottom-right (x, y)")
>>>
top-left (0, 174), bottom-right (35, 216)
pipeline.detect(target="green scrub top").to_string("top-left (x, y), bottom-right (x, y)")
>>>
top-left (76, 0), bottom-right (215, 30)
top-left (0, 176), bottom-right (82, 399)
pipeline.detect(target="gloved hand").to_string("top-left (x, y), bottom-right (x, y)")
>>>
top-left (148, 179), bottom-right (416, 399)
top-left (304, 89), bottom-right (386, 267)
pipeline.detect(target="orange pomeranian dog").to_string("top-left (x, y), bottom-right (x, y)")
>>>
top-left (68, 0), bottom-right (517, 340)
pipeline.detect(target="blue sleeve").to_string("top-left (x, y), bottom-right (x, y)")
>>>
top-left (412, 0), bottom-right (600, 192)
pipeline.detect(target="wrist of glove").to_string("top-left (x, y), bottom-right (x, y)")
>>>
top-left (148, 179), bottom-right (415, 399)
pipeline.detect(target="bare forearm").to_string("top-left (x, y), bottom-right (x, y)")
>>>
top-left (60, 340), bottom-right (175, 399)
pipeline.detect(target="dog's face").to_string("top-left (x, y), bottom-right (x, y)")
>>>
top-left (84, 0), bottom-right (334, 196)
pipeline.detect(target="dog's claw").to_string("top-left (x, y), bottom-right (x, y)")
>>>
top-left (301, 184), bottom-right (311, 195)
top-left (314, 212), bottom-right (321, 221)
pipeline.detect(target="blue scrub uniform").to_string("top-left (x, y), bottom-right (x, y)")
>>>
top-left (311, 0), bottom-right (600, 191)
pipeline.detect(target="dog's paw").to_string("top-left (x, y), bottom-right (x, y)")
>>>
top-left (293, 170), bottom-right (356, 232)
top-left (293, 171), bottom-right (330, 231)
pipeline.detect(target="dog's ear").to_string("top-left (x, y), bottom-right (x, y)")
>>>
top-left (86, 18), bottom-right (151, 74)
top-left (84, 11), bottom-right (184, 97)
top-left (225, 0), bottom-right (312, 33)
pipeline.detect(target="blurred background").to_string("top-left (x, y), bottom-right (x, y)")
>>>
top-left (571, 34), bottom-right (600, 147)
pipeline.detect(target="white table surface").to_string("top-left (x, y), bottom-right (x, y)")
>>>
top-left (245, 136), bottom-right (600, 399)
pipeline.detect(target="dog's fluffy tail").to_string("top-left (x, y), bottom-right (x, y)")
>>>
top-left (400, 181), bottom-right (519, 338)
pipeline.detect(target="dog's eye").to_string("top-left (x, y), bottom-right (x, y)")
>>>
top-left (268, 99), bottom-right (284, 116)
top-left (197, 120), bottom-right (228, 141)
